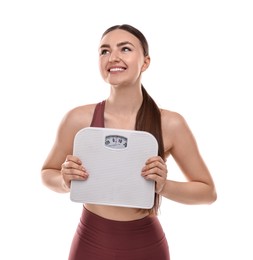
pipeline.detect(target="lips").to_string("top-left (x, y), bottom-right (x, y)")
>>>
top-left (108, 67), bottom-right (126, 72)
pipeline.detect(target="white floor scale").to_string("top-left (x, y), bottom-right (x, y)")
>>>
top-left (70, 127), bottom-right (158, 209)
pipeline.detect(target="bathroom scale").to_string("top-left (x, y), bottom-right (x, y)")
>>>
top-left (70, 127), bottom-right (158, 209)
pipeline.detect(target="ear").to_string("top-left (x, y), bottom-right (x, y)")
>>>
top-left (141, 56), bottom-right (150, 72)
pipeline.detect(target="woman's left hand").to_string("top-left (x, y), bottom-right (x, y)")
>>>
top-left (141, 156), bottom-right (168, 194)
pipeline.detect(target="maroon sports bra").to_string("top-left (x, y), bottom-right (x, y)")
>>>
top-left (90, 100), bottom-right (106, 128)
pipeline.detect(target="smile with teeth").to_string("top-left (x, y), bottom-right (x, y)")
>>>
top-left (109, 67), bottom-right (125, 72)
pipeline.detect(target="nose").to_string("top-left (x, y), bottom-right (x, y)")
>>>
top-left (109, 50), bottom-right (121, 62)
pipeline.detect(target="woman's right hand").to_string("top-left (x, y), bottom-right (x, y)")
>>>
top-left (61, 155), bottom-right (89, 189)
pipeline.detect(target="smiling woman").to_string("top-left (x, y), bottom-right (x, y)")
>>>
top-left (98, 26), bottom-right (150, 88)
top-left (41, 24), bottom-right (216, 260)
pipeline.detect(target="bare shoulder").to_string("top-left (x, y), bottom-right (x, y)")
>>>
top-left (52, 103), bottom-right (99, 153)
top-left (160, 109), bottom-right (193, 155)
top-left (161, 108), bottom-right (188, 131)
top-left (60, 103), bottom-right (97, 130)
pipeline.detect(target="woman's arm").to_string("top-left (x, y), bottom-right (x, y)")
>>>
top-left (41, 106), bottom-right (92, 193)
top-left (142, 110), bottom-right (217, 205)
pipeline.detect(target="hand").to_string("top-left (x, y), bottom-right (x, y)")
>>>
top-left (141, 156), bottom-right (168, 194)
top-left (61, 155), bottom-right (89, 188)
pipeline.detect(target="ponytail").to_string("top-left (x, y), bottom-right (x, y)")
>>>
top-left (135, 85), bottom-right (164, 215)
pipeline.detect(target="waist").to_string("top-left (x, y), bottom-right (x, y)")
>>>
top-left (84, 203), bottom-right (150, 221)
top-left (76, 206), bottom-right (166, 251)
top-left (78, 206), bottom-right (164, 239)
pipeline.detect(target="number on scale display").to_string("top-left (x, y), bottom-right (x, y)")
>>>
top-left (105, 135), bottom-right (128, 149)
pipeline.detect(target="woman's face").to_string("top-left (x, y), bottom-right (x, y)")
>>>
top-left (98, 29), bottom-right (150, 87)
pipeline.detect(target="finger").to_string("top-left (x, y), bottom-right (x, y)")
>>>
top-left (142, 161), bottom-right (167, 175)
top-left (145, 156), bottom-right (164, 164)
top-left (142, 168), bottom-right (166, 179)
top-left (62, 160), bottom-right (86, 171)
top-left (143, 173), bottom-right (164, 184)
top-left (61, 160), bottom-right (88, 177)
top-left (62, 167), bottom-right (89, 180)
top-left (65, 155), bottom-right (83, 165)
top-left (143, 173), bottom-right (166, 193)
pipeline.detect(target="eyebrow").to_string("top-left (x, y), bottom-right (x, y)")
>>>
top-left (99, 41), bottom-right (135, 49)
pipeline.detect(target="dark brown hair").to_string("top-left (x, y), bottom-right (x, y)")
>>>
top-left (102, 24), bottom-right (165, 215)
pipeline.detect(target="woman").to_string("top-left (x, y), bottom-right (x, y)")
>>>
top-left (41, 24), bottom-right (217, 260)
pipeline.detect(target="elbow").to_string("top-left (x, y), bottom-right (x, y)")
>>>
top-left (207, 186), bottom-right (217, 204)
top-left (41, 169), bottom-right (48, 187)
top-left (41, 168), bottom-right (52, 188)
top-left (197, 182), bottom-right (217, 205)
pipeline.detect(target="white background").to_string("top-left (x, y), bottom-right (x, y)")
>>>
top-left (1, 0), bottom-right (252, 259)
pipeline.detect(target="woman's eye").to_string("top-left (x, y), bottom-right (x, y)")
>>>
top-left (100, 49), bottom-right (109, 55)
top-left (122, 47), bottom-right (131, 52)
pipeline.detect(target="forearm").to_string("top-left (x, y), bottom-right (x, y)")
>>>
top-left (41, 169), bottom-right (70, 193)
top-left (159, 180), bottom-right (217, 205)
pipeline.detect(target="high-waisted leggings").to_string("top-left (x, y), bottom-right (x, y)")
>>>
top-left (68, 207), bottom-right (170, 260)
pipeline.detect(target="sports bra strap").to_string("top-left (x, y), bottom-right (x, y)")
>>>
top-left (90, 100), bottom-right (105, 127)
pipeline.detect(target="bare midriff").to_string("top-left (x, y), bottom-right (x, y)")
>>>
top-left (85, 204), bottom-right (150, 221)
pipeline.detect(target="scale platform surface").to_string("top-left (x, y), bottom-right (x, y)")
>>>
top-left (70, 127), bottom-right (158, 209)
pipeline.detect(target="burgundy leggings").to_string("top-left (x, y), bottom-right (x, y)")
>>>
top-left (68, 207), bottom-right (170, 260)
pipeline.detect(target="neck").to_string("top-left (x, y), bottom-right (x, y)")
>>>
top-left (106, 84), bottom-right (143, 115)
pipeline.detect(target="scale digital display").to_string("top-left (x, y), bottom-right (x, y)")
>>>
top-left (105, 135), bottom-right (128, 149)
